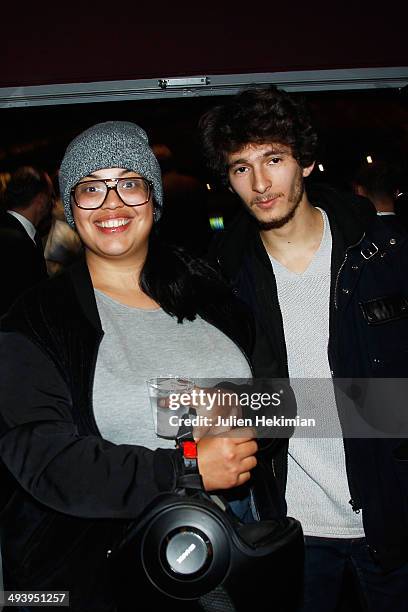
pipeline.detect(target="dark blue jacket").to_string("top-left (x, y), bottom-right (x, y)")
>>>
top-left (210, 184), bottom-right (408, 571)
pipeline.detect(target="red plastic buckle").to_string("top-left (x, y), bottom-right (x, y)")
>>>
top-left (182, 440), bottom-right (198, 459)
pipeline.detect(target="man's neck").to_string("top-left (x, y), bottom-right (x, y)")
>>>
top-left (260, 200), bottom-right (324, 274)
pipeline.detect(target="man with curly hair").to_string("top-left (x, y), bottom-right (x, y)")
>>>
top-left (199, 85), bottom-right (408, 612)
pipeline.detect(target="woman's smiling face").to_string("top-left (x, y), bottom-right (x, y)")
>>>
top-left (72, 167), bottom-right (154, 262)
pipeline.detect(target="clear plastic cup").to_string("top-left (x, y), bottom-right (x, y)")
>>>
top-left (146, 376), bottom-right (195, 438)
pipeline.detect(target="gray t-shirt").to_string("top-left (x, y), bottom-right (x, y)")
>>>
top-left (93, 290), bottom-right (251, 450)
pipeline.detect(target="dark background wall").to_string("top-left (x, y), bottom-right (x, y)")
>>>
top-left (1, 4), bottom-right (407, 88)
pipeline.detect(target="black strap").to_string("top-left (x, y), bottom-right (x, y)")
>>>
top-left (176, 472), bottom-right (204, 490)
top-left (175, 409), bottom-right (203, 491)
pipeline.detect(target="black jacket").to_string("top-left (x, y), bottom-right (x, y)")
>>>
top-left (0, 210), bottom-right (48, 317)
top-left (210, 184), bottom-right (408, 571)
top-left (0, 257), bottom-right (282, 610)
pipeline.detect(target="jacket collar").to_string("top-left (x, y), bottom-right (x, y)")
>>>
top-left (6, 210), bottom-right (36, 242)
top-left (0, 209), bottom-right (34, 242)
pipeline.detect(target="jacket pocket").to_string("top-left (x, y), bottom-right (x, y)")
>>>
top-left (358, 294), bottom-right (408, 373)
top-left (359, 294), bottom-right (408, 325)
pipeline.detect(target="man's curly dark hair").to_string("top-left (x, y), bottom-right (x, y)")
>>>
top-left (198, 85), bottom-right (318, 184)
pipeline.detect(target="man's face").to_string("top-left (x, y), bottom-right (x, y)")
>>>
top-left (227, 143), bottom-right (314, 229)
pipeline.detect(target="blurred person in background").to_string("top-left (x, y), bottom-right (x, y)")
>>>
top-left (152, 143), bottom-right (212, 256)
top-left (44, 192), bottom-right (83, 275)
top-left (352, 159), bottom-right (408, 231)
top-left (0, 165), bottom-right (53, 317)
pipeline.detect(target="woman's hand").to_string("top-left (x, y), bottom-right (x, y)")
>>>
top-left (197, 429), bottom-right (258, 491)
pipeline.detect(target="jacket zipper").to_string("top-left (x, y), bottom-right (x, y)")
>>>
top-left (334, 233), bottom-right (365, 310)
top-left (271, 458), bottom-right (277, 478)
top-left (332, 235), bottom-right (367, 514)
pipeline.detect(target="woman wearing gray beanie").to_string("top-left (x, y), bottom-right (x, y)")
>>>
top-left (0, 122), bottom-right (294, 611)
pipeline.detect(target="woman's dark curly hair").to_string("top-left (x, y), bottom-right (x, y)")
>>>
top-left (198, 85), bottom-right (318, 184)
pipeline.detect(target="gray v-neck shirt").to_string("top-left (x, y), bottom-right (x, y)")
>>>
top-left (270, 208), bottom-right (364, 537)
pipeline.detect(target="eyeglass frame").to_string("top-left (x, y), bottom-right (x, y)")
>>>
top-left (70, 176), bottom-right (153, 210)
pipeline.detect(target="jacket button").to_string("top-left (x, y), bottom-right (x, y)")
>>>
top-left (351, 265), bottom-right (358, 271)
top-left (390, 238), bottom-right (397, 245)
top-left (342, 288), bottom-right (349, 294)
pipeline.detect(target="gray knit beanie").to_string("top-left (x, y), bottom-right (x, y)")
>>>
top-left (59, 121), bottom-right (163, 227)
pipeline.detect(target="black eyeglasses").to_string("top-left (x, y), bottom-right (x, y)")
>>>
top-left (71, 176), bottom-right (153, 210)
